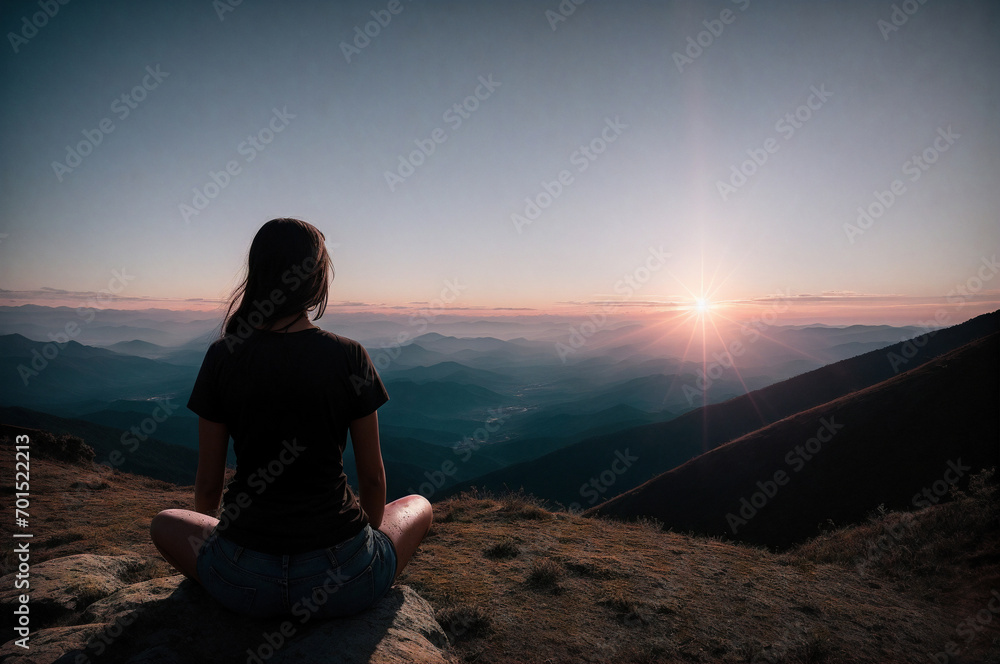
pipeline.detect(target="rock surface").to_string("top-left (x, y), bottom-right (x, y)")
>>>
top-left (0, 555), bottom-right (454, 664)
top-left (0, 554), bottom-right (150, 628)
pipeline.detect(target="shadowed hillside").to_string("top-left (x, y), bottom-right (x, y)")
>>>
top-left (446, 310), bottom-right (1000, 510)
top-left (0, 409), bottom-right (198, 484)
top-left (586, 332), bottom-right (1000, 548)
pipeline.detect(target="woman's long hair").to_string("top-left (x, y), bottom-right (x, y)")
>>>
top-left (222, 218), bottom-right (333, 337)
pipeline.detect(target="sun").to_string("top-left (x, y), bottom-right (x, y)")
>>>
top-left (694, 297), bottom-right (711, 314)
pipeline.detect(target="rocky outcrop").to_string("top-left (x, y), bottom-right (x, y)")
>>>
top-left (0, 555), bottom-right (454, 664)
top-left (0, 555), bottom-right (151, 629)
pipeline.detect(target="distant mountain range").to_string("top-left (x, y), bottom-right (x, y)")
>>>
top-left (103, 339), bottom-right (208, 367)
top-left (3, 306), bottom-right (992, 519)
top-left (0, 305), bottom-right (219, 347)
top-left (445, 310), bottom-right (1000, 513)
top-left (0, 334), bottom-right (197, 412)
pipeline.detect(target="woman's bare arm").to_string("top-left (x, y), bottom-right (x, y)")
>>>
top-left (349, 411), bottom-right (386, 529)
top-left (194, 417), bottom-right (229, 516)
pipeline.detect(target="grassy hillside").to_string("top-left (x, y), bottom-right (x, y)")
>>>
top-left (2, 434), bottom-right (998, 663)
top-left (0, 428), bottom-right (192, 579)
top-left (404, 491), bottom-right (999, 664)
top-left (0, 408), bottom-right (199, 484)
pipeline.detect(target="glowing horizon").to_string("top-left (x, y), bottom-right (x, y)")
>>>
top-left (1, 289), bottom-right (998, 328)
top-left (0, 2), bottom-right (997, 328)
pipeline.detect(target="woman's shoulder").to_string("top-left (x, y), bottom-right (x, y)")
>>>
top-left (309, 329), bottom-right (382, 366)
top-left (308, 327), bottom-right (353, 345)
top-left (204, 326), bottom-right (371, 361)
top-left (308, 329), bottom-right (372, 355)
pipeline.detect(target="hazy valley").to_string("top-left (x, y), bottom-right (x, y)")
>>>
top-left (0, 304), bottom-right (960, 509)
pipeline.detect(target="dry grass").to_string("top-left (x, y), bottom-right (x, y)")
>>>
top-left (526, 557), bottom-right (564, 590)
top-left (0, 443), bottom-right (191, 579)
top-left (67, 577), bottom-right (112, 608)
top-left (436, 603), bottom-right (494, 644)
top-left (483, 537), bottom-right (520, 560)
top-left (789, 469), bottom-right (998, 584)
top-left (399, 489), bottom-right (1000, 664)
top-left (3, 440), bottom-right (999, 664)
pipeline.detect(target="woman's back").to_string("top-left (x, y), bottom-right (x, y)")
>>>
top-left (188, 327), bottom-right (388, 553)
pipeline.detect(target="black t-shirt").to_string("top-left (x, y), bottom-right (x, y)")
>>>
top-left (187, 327), bottom-right (388, 554)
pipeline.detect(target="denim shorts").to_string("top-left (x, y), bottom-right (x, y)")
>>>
top-left (195, 524), bottom-right (397, 619)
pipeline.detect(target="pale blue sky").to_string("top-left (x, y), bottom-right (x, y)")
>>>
top-left (1, 0), bottom-right (998, 314)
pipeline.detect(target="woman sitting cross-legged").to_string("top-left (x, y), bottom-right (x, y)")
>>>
top-left (150, 217), bottom-right (432, 618)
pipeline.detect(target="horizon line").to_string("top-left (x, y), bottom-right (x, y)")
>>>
top-left (1, 292), bottom-right (999, 327)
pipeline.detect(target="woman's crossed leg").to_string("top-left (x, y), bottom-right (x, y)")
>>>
top-left (150, 494), bottom-right (432, 584)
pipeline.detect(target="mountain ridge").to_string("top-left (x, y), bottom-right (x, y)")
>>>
top-left (586, 331), bottom-right (1000, 548)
